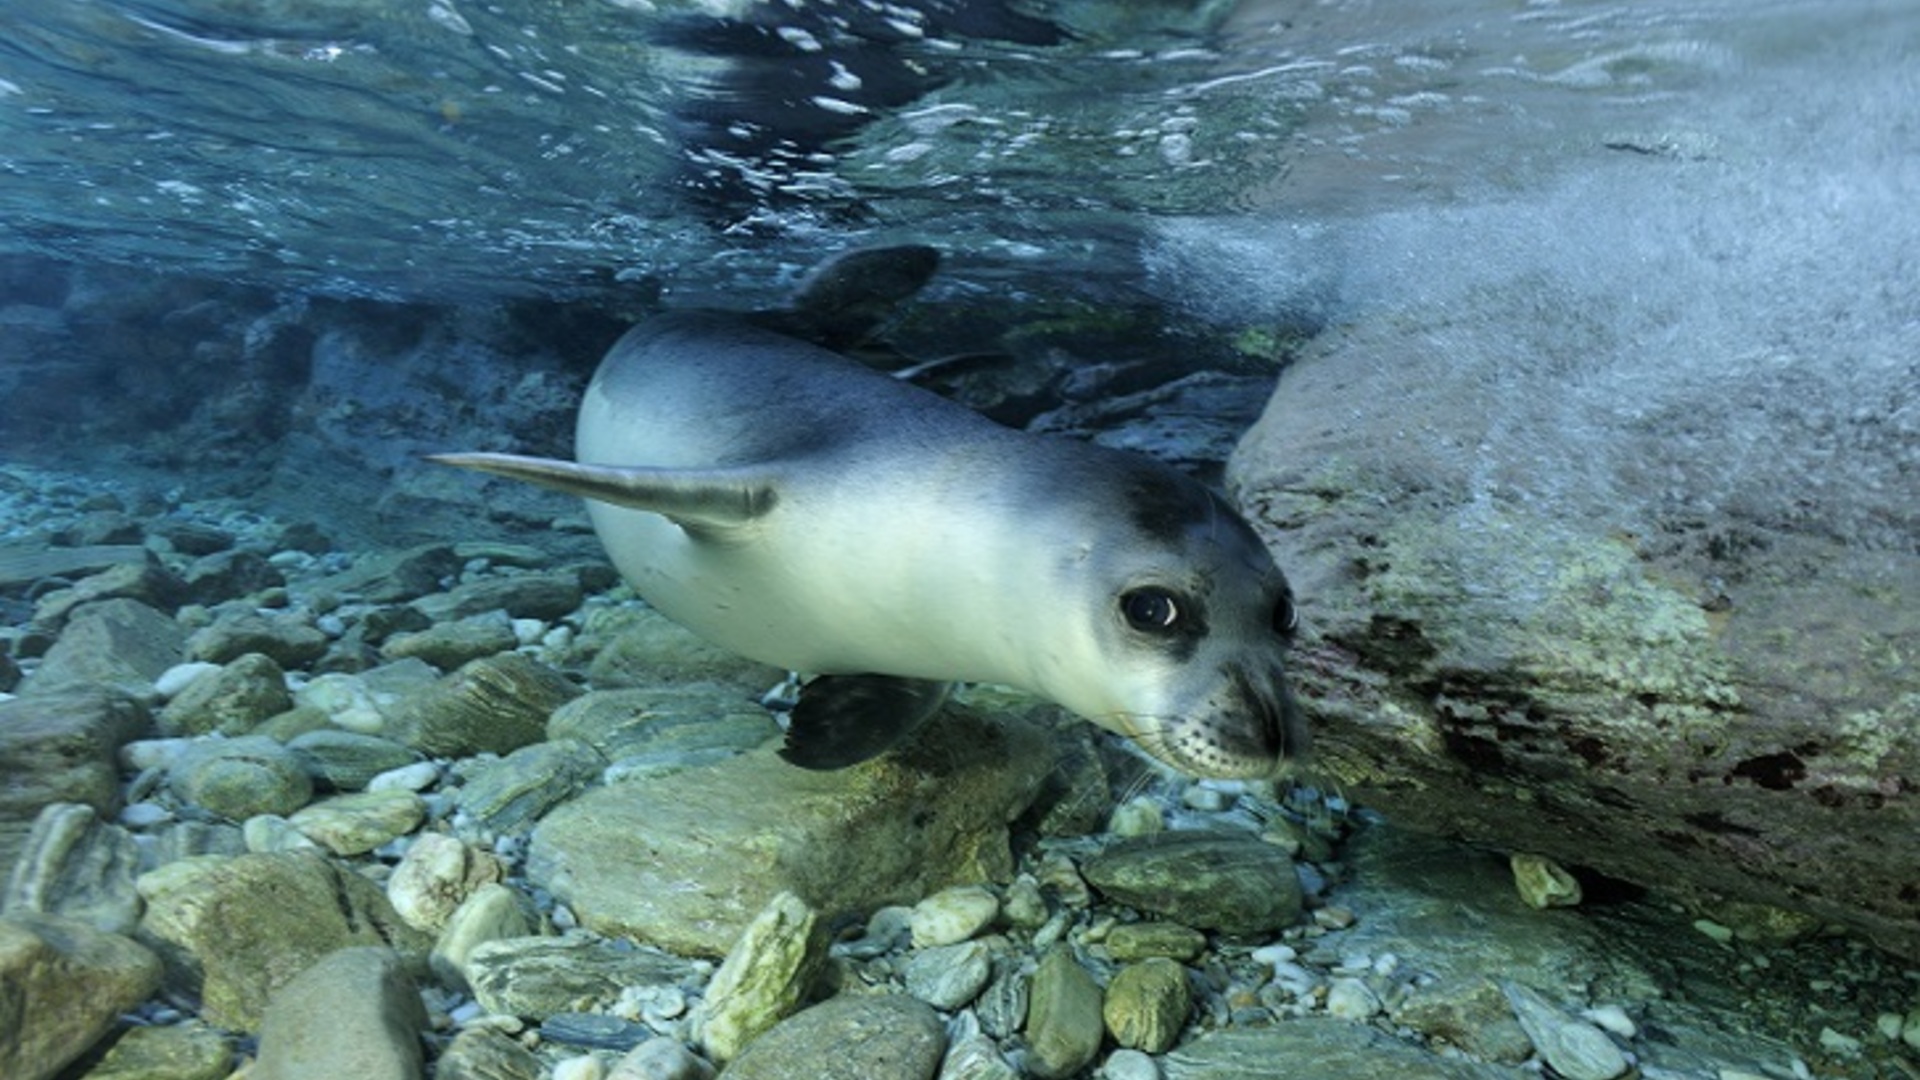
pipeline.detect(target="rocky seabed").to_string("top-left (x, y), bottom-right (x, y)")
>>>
top-left (2, 463), bottom-right (1917, 1080)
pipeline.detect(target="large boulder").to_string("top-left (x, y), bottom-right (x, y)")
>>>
top-left (1226, 227), bottom-right (1919, 957)
top-left (527, 703), bottom-right (1055, 957)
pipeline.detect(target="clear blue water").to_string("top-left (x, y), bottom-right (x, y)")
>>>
top-left (3, 0), bottom-right (1908, 308)
top-left (0, 0), bottom-right (1913, 546)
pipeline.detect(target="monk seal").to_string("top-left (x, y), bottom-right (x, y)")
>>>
top-left (431, 265), bottom-right (1304, 779)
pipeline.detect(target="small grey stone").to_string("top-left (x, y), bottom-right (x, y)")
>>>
top-left (903, 939), bottom-right (993, 1010)
top-left (1098, 1049), bottom-right (1162, 1080)
top-left (308, 544), bottom-right (460, 605)
top-left (541, 1012), bottom-right (652, 1051)
top-left (720, 994), bottom-right (944, 1080)
top-left (1025, 945), bottom-right (1105, 1080)
top-left (171, 735), bottom-right (314, 821)
top-left (939, 1032), bottom-right (1020, 1080)
top-left (251, 946), bottom-right (426, 1080)
top-left (157, 652), bottom-right (293, 737)
top-left (30, 561), bottom-right (184, 636)
top-left (975, 957), bottom-right (1030, 1039)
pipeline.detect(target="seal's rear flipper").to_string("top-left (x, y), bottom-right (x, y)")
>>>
top-left (427, 452), bottom-right (781, 533)
top-left (780, 675), bottom-right (952, 769)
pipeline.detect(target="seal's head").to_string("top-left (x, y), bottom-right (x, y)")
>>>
top-left (1033, 455), bottom-right (1306, 780)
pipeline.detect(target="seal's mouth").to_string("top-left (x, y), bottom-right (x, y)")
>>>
top-left (1114, 667), bottom-right (1308, 781)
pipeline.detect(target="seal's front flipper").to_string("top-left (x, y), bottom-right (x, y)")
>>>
top-left (427, 452), bottom-right (780, 533)
top-left (780, 675), bottom-right (952, 770)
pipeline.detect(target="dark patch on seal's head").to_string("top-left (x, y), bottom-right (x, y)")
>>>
top-left (1037, 449), bottom-right (1307, 779)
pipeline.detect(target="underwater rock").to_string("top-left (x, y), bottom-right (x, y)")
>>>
top-left (251, 946), bottom-right (427, 1080)
top-left (1104, 957), bottom-right (1192, 1053)
top-left (286, 789), bottom-right (426, 855)
top-left (185, 609), bottom-right (328, 668)
top-left (134, 850), bottom-right (429, 1030)
top-left (694, 891), bottom-right (825, 1063)
top-left (428, 882), bottom-right (531, 992)
top-left (1510, 852), bottom-right (1583, 910)
top-left (902, 938), bottom-right (992, 1010)
top-left (1105, 921), bottom-right (1208, 963)
top-left (379, 609), bottom-right (518, 669)
top-left (1023, 945), bottom-right (1106, 1080)
top-left (29, 557), bottom-right (184, 632)
top-left (410, 568), bottom-right (585, 624)
top-left (452, 738), bottom-right (604, 835)
top-left (170, 736), bottom-right (313, 821)
top-left (0, 913), bottom-right (162, 1080)
top-left (436, 1027), bottom-right (543, 1080)
top-left (178, 549), bottom-right (283, 606)
top-left (1501, 982), bottom-right (1630, 1080)
top-left (1229, 311), bottom-right (1920, 958)
top-left (466, 933), bottom-right (698, 1020)
top-left (1081, 831), bottom-right (1303, 936)
top-left (909, 884), bottom-right (1000, 948)
top-left (1161, 1021), bottom-right (1519, 1079)
top-left (152, 519), bottom-right (237, 557)
top-left (286, 729), bottom-right (420, 791)
top-left (1390, 976), bottom-right (1535, 1064)
top-left (546, 685), bottom-right (781, 763)
top-left (526, 703), bottom-right (1052, 957)
top-left (386, 832), bottom-right (508, 933)
top-left (719, 994), bottom-right (944, 1080)
top-left (156, 651), bottom-right (293, 736)
top-left (940, 1032), bottom-right (1021, 1080)
top-left (2, 802), bottom-right (144, 935)
top-left (573, 603), bottom-right (785, 693)
top-left (24, 597), bottom-right (186, 697)
top-left (83, 1018), bottom-right (233, 1080)
top-left (308, 543), bottom-right (461, 605)
top-left (0, 687), bottom-right (148, 874)
top-left (383, 651), bottom-right (579, 758)
top-left (608, 1037), bottom-right (715, 1080)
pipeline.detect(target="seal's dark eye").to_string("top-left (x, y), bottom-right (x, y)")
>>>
top-left (1121, 588), bottom-right (1180, 632)
top-left (1272, 591), bottom-right (1299, 637)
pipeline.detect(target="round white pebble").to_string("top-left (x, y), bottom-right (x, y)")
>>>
top-left (1099, 1048), bottom-right (1162, 1080)
top-left (153, 661), bottom-right (221, 699)
top-left (118, 802), bottom-right (174, 828)
top-left (909, 885), bottom-right (999, 947)
top-left (1325, 977), bottom-right (1382, 1020)
top-left (368, 761), bottom-right (441, 792)
top-left (552, 1054), bottom-right (605, 1080)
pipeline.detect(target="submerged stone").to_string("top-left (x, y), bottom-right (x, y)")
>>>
top-left (719, 994), bottom-right (944, 1080)
top-left (0, 913), bottom-right (162, 1080)
top-left (1082, 830), bottom-right (1303, 936)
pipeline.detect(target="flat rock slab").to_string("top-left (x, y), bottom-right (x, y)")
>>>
top-left (527, 705), bottom-right (1053, 957)
top-left (720, 993), bottom-right (945, 1080)
top-left (1162, 1020), bottom-right (1523, 1080)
